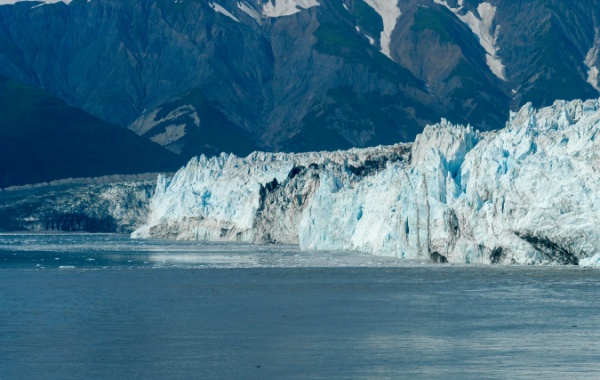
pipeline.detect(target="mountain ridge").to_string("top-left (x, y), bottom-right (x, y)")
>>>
top-left (0, 0), bottom-right (598, 186)
top-left (0, 76), bottom-right (182, 188)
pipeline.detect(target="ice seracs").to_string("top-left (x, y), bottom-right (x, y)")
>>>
top-left (132, 145), bottom-right (408, 242)
top-left (133, 99), bottom-right (600, 266)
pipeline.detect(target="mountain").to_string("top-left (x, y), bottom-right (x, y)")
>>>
top-left (0, 0), bottom-right (599, 184)
top-left (0, 76), bottom-right (181, 187)
top-left (132, 99), bottom-right (600, 267)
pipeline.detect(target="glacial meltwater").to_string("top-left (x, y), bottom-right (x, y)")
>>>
top-left (1, 233), bottom-right (599, 379)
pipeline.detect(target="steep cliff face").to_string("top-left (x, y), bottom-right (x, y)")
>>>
top-left (133, 98), bottom-right (600, 266)
top-left (0, 0), bottom-right (599, 181)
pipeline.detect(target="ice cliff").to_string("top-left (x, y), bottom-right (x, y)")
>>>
top-left (133, 99), bottom-right (600, 266)
top-left (1, 180), bottom-right (155, 233)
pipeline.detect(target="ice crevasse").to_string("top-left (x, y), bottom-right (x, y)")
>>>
top-left (133, 99), bottom-right (600, 266)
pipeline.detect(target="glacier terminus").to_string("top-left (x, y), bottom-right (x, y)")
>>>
top-left (131, 99), bottom-right (600, 267)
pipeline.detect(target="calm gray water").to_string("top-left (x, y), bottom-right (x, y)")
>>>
top-left (1, 233), bottom-right (599, 379)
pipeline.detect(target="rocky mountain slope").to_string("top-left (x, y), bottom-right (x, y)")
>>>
top-left (0, 0), bottom-right (599, 185)
top-left (132, 98), bottom-right (600, 267)
top-left (0, 76), bottom-right (181, 187)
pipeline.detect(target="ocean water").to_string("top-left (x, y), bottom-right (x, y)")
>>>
top-left (1, 233), bottom-right (599, 379)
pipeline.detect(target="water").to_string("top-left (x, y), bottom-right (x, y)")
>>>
top-left (1, 233), bottom-right (599, 379)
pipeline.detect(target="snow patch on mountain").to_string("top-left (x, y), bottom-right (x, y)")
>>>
top-left (129, 105), bottom-right (200, 137)
top-left (434, 0), bottom-right (506, 81)
top-left (150, 125), bottom-right (187, 148)
top-left (361, 0), bottom-right (401, 58)
top-left (133, 99), bottom-right (600, 266)
top-left (0, 0), bottom-right (71, 6)
top-left (237, 1), bottom-right (261, 22)
top-left (209, 2), bottom-right (241, 23)
top-left (585, 30), bottom-right (600, 92)
top-left (262, 0), bottom-right (319, 18)
top-left (356, 26), bottom-right (375, 45)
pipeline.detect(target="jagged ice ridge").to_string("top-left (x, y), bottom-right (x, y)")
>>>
top-left (132, 99), bottom-right (600, 267)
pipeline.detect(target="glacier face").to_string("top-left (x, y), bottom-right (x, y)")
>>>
top-left (131, 144), bottom-right (410, 242)
top-left (0, 180), bottom-right (155, 233)
top-left (133, 99), bottom-right (600, 265)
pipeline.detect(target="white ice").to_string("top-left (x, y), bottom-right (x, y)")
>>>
top-left (133, 99), bottom-right (600, 266)
top-left (579, 253), bottom-right (600, 267)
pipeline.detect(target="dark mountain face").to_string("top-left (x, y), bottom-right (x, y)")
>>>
top-left (0, 0), bottom-right (599, 185)
top-left (0, 0), bottom-right (448, 156)
top-left (0, 76), bottom-right (182, 188)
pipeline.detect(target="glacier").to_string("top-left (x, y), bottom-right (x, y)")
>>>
top-left (133, 99), bottom-right (600, 266)
top-left (1, 176), bottom-right (158, 233)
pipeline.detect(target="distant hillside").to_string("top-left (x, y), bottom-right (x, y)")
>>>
top-left (0, 77), bottom-right (182, 188)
